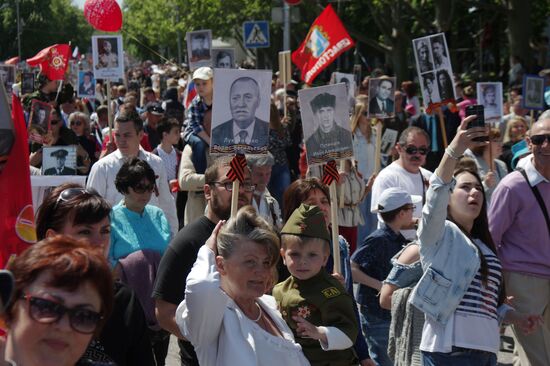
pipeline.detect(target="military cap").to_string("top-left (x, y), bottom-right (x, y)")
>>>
top-left (310, 92), bottom-right (336, 113)
top-left (50, 149), bottom-right (68, 158)
top-left (281, 204), bottom-right (330, 242)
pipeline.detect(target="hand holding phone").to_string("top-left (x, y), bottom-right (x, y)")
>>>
top-left (465, 105), bottom-right (488, 142)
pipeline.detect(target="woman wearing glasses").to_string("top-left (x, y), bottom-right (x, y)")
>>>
top-left (3, 235), bottom-right (114, 366)
top-left (35, 184), bottom-right (155, 365)
top-left (68, 112), bottom-right (99, 168)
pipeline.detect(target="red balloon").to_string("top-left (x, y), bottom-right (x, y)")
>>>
top-left (284, 0), bottom-right (301, 4)
top-left (83, 0), bottom-right (123, 32)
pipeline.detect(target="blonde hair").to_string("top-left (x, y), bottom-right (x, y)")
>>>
top-left (350, 102), bottom-right (372, 142)
top-left (503, 116), bottom-right (528, 143)
top-left (68, 111), bottom-right (91, 136)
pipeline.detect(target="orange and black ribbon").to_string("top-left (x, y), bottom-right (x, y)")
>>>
top-left (322, 160), bottom-right (340, 185)
top-left (226, 153), bottom-right (247, 183)
top-left (426, 98), bottom-right (458, 114)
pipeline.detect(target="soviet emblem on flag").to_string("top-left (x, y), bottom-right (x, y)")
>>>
top-left (305, 26), bottom-right (330, 58)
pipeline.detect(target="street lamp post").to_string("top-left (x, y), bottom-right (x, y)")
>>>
top-left (16, 0), bottom-right (21, 61)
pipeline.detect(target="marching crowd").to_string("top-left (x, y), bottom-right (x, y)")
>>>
top-left (0, 58), bottom-right (549, 366)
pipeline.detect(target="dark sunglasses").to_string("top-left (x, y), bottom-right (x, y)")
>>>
top-left (70, 120), bottom-right (83, 127)
top-left (404, 145), bottom-right (429, 155)
top-left (530, 134), bottom-right (550, 145)
top-left (132, 182), bottom-right (155, 194)
top-left (54, 188), bottom-right (99, 210)
top-left (21, 294), bottom-right (102, 334)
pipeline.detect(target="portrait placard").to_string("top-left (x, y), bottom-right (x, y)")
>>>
top-left (476, 82), bottom-right (503, 124)
top-left (522, 75), bottom-right (545, 110)
top-left (413, 33), bottom-right (455, 108)
top-left (77, 70), bottom-right (97, 98)
top-left (331, 72), bottom-right (356, 115)
top-left (28, 100), bottom-right (52, 144)
top-left (0, 64), bottom-right (16, 98)
top-left (210, 69), bottom-right (272, 155)
top-left (67, 60), bottom-right (79, 88)
top-left (92, 35), bottom-right (124, 81)
top-left (367, 77), bottom-right (396, 119)
top-left (21, 72), bottom-right (35, 95)
top-left (186, 30), bottom-right (213, 71)
top-left (42, 146), bottom-right (77, 176)
top-left (211, 48), bottom-right (235, 69)
top-left (380, 128), bottom-right (399, 157)
top-left (299, 83), bottom-right (354, 166)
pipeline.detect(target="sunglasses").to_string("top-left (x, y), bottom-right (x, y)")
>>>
top-left (70, 120), bottom-right (83, 127)
top-left (132, 182), bottom-right (155, 194)
top-left (530, 134), bottom-right (550, 145)
top-left (21, 294), bottom-right (102, 334)
top-left (404, 145), bottom-right (429, 155)
top-left (54, 188), bottom-right (99, 210)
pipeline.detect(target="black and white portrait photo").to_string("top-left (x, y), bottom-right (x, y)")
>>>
top-left (436, 69), bottom-right (455, 101)
top-left (92, 35), bottom-right (124, 81)
top-left (331, 72), bottom-right (356, 115)
top-left (413, 38), bottom-right (434, 73)
top-left (210, 69), bottom-right (271, 154)
top-left (78, 70), bottom-right (96, 98)
top-left (187, 30), bottom-right (212, 70)
top-left (430, 35), bottom-right (451, 70)
top-left (299, 83), bottom-right (354, 166)
top-left (42, 146), bottom-right (77, 176)
top-left (477, 82), bottom-right (503, 122)
top-left (212, 48), bottom-right (235, 69)
top-left (420, 72), bottom-right (441, 106)
top-left (523, 75), bottom-right (545, 110)
top-left (29, 100), bottom-right (52, 140)
top-left (0, 64), bottom-right (15, 97)
top-left (367, 77), bottom-right (396, 118)
top-left (21, 72), bottom-right (35, 95)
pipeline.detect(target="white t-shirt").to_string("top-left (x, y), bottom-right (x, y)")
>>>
top-left (420, 241), bottom-right (502, 355)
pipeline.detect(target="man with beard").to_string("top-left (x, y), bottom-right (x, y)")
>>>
top-left (153, 156), bottom-right (254, 366)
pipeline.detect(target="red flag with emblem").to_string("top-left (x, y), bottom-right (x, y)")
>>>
top-left (26, 44), bottom-right (71, 81)
top-left (292, 4), bottom-right (355, 85)
top-left (0, 83), bottom-right (36, 268)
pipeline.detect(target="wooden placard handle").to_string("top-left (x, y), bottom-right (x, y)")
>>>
top-left (329, 182), bottom-right (341, 274)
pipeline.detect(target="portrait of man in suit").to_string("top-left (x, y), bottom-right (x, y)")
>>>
top-left (211, 76), bottom-right (269, 151)
top-left (368, 78), bottom-right (395, 118)
top-left (44, 149), bottom-right (76, 175)
top-left (305, 92), bottom-right (353, 163)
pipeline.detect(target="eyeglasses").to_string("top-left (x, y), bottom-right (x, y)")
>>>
top-left (530, 134), bottom-right (550, 145)
top-left (132, 182), bottom-right (155, 194)
top-left (21, 294), bottom-right (102, 334)
top-left (404, 145), bottom-right (429, 155)
top-left (70, 120), bottom-right (83, 127)
top-left (209, 181), bottom-right (256, 192)
top-left (54, 188), bottom-right (99, 210)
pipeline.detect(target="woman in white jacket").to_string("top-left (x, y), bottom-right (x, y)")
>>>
top-left (176, 206), bottom-right (310, 366)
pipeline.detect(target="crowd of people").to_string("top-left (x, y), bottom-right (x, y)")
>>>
top-left (1, 54), bottom-right (549, 366)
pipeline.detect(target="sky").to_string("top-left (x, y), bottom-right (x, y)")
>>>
top-left (72, 0), bottom-right (124, 9)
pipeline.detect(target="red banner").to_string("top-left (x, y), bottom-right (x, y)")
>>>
top-left (27, 44), bottom-right (71, 81)
top-left (292, 4), bottom-right (355, 85)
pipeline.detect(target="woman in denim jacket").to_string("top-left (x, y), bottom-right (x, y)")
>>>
top-left (409, 116), bottom-right (542, 366)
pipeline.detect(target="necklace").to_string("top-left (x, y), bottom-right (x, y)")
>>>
top-left (252, 302), bottom-right (263, 322)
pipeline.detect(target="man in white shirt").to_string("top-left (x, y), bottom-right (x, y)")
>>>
top-left (87, 108), bottom-right (178, 235)
top-left (371, 127), bottom-right (432, 239)
top-left (246, 153), bottom-right (282, 230)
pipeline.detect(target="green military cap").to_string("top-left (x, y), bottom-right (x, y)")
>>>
top-left (281, 204), bottom-right (330, 242)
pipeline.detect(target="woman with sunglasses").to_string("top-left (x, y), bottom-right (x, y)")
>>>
top-left (35, 183), bottom-right (155, 365)
top-left (411, 116), bottom-right (541, 365)
top-left (68, 112), bottom-right (99, 167)
top-left (2, 235), bottom-right (114, 366)
top-left (110, 157), bottom-right (171, 265)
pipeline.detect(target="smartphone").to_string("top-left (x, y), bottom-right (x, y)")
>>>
top-left (465, 104), bottom-right (488, 141)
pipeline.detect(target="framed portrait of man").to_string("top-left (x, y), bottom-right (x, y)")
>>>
top-left (331, 72), bottom-right (356, 115)
top-left (187, 30), bottom-right (213, 70)
top-left (522, 75), bottom-right (545, 110)
top-left (42, 146), bottom-right (77, 176)
top-left (419, 72), bottom-right (441, 107)
top-left (92, 35), bottom-right (124, 81)
top-left (0, 64), bottom-right (16, 98)
top-left (430, 34), bottom-right (451, 70)
top-left (211, 48), bottom-right (235, 69)
top-left (299, 83), bottom-right (354, 166)
top-left (28, 100), bottom-right (53, 144)
top-left (21, 72), bottom-right (35, 95)
top-left (210, 69), bottom-right (272, 155)
top-left (367, 77), bottom-right (396, 119)
top-left (476, 82), bottom-right (503, 123)
top-left (77, 70), bottom-right (96, 98)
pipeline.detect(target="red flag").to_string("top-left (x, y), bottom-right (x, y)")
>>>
top-left (26, 44), bottom-right (71, 81)
top-left (0, 84), bottom-right (36, 268)
top-left (292, 4), bottom-right (355, 85)
top-left (184, 79), bottom-right (197, 109)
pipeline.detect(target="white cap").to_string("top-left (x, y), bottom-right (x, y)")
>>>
top-left (373, 188), bottom-right (413, 213)
top-left (192, 67), bottom-right (213, 81)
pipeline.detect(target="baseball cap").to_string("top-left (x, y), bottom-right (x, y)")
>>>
top-left (146, 102), bottom-right (165, 116)
top-left (192, 67), bottom-right (213, 81)
top-left (373, 187), bottom-right (413, 213)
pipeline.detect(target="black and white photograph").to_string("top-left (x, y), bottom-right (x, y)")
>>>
top-left (477, 82), bottom-right (503, 123)
top-left (42, 146), bottom-right (77, 176)
top-left (187, 30), bottom-right (212, 70)
top-left (367, 77), bottom-right (396, 119)
top-left (21, 72), bottom-right (35, 95)
top-left (211, 48), bottom-right (235, 69)
top-left (28, 100), bottom-right (53, 143)
top-left (435, 69), bottom-right (455, 100)
top-left (380, 128), bottom-right (399, 157)
top-left (92, 35), bottom-right (124, 80)
top-left (77, 70), bottom-right (96, 98)
top-left (0, 64), bottom-right (15, 97)
top-left (299, 83), bottom-right (354, 166)
top-left (420, 72), bottom-right (440, 105)
top-left (430, 34), bottom-right (451, 70)
top-left (331, 72), bottom-right (356, 115)
top-left (523, 75), bottom-right (545, 110)
top-left (210, 68), bottom-right (271, 155)
top-left (413, 38), bottom-right (434, 73)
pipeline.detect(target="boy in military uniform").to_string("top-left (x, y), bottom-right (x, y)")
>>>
top-left (273, 204), bottom-right (358, 366)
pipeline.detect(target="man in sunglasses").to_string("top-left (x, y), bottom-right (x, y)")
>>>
top-left (370, 126), bottom-right (432, 239)
top-left (489, 117), bottom-right (550, 366)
